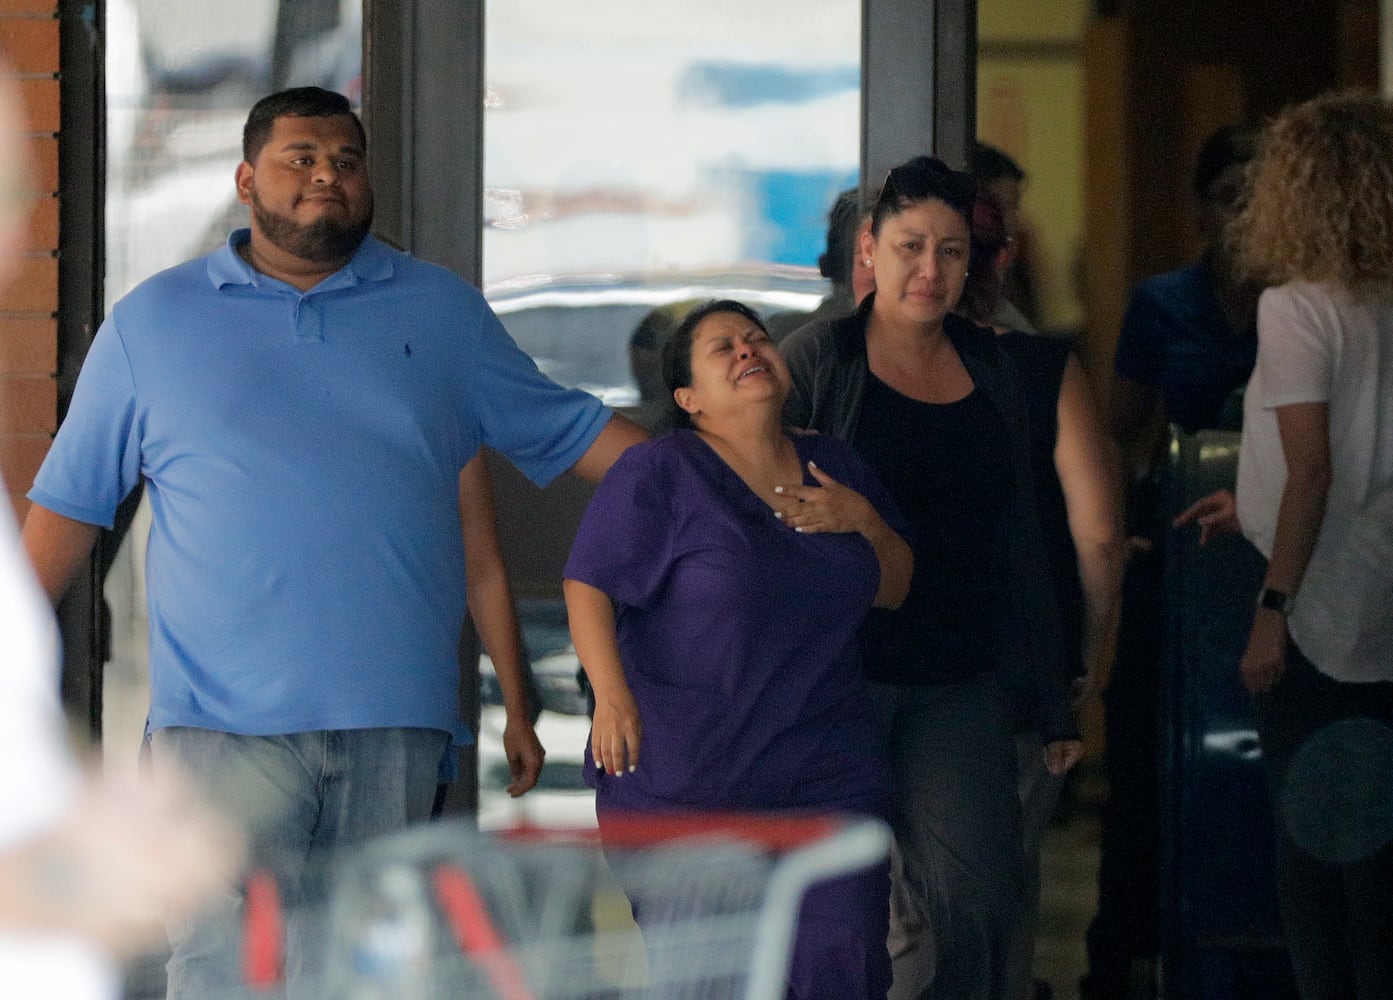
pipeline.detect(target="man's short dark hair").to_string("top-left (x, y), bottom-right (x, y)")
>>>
top-left (970, 141), bottom-right (1026, 184)
top-left (818, 187), bottom-right (863, 287)
top-left (1191, 123), bottom-right (1260, 202)
top-left (242, 87), bottom-right (366, 163)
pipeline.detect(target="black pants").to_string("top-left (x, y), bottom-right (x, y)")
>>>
top-left (1253, 639), bottom-right (1393, 1000)
top-left (1083, 547), bottom-right (1162, 996)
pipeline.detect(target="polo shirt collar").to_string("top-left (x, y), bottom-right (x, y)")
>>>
top-left (207, 229), bottom-right (397, 292)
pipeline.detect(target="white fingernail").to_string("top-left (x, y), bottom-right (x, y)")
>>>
top-left (628, 765), bottom-right (637, 773)
top-left (773, 511), bottom-right (783, 519)
top-left (795, 527), bottom-right (805, 533)
top-left (773, 486), bottom-right (784, 494)
top-left (808, 461), bottom-right (818, 469)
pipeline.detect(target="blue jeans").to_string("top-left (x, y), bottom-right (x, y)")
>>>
top-left (150, 726), bottom-right (448, 999)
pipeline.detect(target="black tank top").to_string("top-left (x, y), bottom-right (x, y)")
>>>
top-left (998, 331), bottom-right (1085, 675)
top-left (853, 373), bottom-right (1011, 685)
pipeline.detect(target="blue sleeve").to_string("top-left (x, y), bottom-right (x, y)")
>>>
top-left (1112, 283), bottom-right (1164, 386)
top-left (27, 316), bottom-right (143, 528)
top-left (461, 292), bottom-right (612, 488)
top-left (563, 443), bottom-right (676, 609)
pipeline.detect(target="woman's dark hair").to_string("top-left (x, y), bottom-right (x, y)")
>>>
top-left (242, 87), bottom-right (366, 163)
top-left (871, 156), bottom-right (977, 235)
top-left (660, 299), bottom-right (769, 429)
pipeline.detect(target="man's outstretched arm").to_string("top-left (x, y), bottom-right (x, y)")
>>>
top-left (569, 412), bottom-right (649, 483)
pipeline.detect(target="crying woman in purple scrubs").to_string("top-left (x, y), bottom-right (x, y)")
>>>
top-left (564, 299), bottom-right (913, 999)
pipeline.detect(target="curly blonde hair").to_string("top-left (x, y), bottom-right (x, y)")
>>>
top-left (1233, 91), bottom-right (1393, 296)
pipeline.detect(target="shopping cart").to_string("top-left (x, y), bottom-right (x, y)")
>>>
top-left (225, 811), bottom-right (890, 999)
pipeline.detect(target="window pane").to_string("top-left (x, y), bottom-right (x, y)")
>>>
top-left (483, 2), bottom-right (861, 410)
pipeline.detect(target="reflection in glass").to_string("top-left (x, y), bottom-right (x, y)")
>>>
top-left (483, 1), bottom-right (861, 409)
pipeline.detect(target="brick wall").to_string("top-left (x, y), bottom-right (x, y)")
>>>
top-left (0, 0), bottom-right (58, 521)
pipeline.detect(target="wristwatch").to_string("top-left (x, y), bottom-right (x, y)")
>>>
top-left (1257, 587), bottom-right (1294, 615)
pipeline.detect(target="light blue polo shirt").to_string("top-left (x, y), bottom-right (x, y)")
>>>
top-left (30, 231), bottom-right (610, 736)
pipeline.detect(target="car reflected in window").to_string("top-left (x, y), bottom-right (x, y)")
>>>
top-left (488, 269), bottom-right (829, 408)
top-left (477, 599), bottom-right (598, 830)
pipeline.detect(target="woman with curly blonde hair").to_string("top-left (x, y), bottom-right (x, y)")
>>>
top-left (1177, 90), bottom-right (1393, 1000)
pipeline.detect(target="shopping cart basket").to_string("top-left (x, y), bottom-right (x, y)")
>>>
top-left (225, 810), bottom-right (889, 999)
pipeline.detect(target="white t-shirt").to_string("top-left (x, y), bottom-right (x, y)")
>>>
top-left (0, 495), bottom-right (116, 998)
top-left (1236, 281), bottom-right (1393, 683)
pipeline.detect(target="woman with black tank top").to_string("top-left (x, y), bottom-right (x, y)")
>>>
top-left (781, 156), bottom-right (1085, 1000)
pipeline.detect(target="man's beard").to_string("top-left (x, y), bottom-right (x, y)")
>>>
top-left (250, 188), bottom-right (373, 264)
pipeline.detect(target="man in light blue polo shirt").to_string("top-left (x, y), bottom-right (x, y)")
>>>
top-left (21, 87), bottom-right (646, 996)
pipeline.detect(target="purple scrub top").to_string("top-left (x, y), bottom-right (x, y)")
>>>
top-left (564, 429), bottom-right (904, 817)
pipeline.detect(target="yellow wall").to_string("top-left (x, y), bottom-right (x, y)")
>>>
top-left (979, 0), bottom-right (1085, 41)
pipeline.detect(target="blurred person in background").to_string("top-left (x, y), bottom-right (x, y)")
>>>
top-left (957, 190), bottom-right (1125, 1000)
top-left (1108, 123), bottom-right (1263, 475)
top-left (627, 302), bottom-right (695, 433)
top-left (1175, 91), bottom-right (1393, 1000)
top-left (970, 142), bottom-right (1040, 333)
top-left (768, 186), bottom-right (874, 341)
top-left (1085, 122), bottom-right (1262, 1000)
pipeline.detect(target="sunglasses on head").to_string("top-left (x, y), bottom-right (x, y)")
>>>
top-left (876, 158), bottom-right (976, 212)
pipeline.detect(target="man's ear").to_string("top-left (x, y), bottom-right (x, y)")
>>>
top-left (234, 162), bottom-right (254, 207)
top-left (992, 244), bottom-right (1014, 278)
